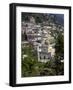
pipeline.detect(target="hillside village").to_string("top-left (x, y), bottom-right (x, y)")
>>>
top-left (21, 13), bottom-right (64, 77)
top-left (21, 15), bottom-right (64, 63)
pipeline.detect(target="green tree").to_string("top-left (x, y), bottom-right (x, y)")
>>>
top-left (54, 32), bottom-right (64, 75)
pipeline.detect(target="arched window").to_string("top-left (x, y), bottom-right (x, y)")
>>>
top-left (24, 32), bottom-right (27, 41)
top-left (44, 56), bottom-right (45, 59)
top-left (40, 56), bottom-right (41, 59)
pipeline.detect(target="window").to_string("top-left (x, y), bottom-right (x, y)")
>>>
top-left (44, 56), bottom-right (45, 59)
top-left (40, 56), bottom-right (41, 59)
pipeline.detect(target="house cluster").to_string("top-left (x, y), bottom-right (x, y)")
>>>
top-left (22, 16), bottom-right (63, 62)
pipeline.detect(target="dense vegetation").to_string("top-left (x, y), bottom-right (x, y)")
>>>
top-left (22, 13), bottom-right (64, 25)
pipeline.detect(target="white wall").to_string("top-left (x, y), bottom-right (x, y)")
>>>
top-left (0, 0), bottom-right (72, 89)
